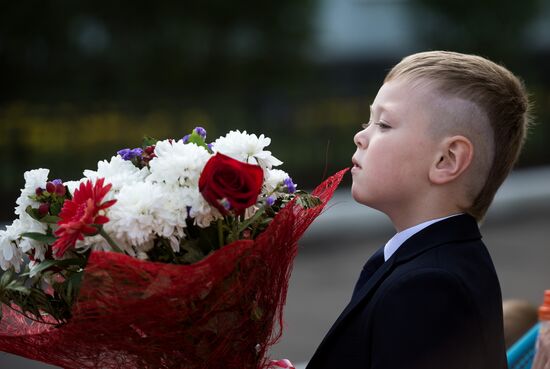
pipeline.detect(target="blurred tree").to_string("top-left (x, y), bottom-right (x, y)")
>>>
top-left (0, 1), bottom-right (314, 103)
top-left (411, 0), bottom-right (543, 70)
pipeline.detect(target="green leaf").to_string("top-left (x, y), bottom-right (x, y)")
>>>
top-left (25, 204), bottom-right (62, 223)
top-left (24, 258), bottom-right (86, 277)
top-left (27, 260), bottom-right (58, 276)
top-left (49, 202), bottom-right (63, 217)
top-left (29, 288), bottom-right (51, 306)
top-left (142, 136), bottom-right (158, 148)
top-left (296, 193), bottom-right (322, 209)
top-left (64, 270), bottom-right (84, 304)
top-left (180, 239), bottom-right (206, 264)
top-left (21, 232), bottom-right (57, 244)
top-left (196, 224), bottom-right (220, 255)
top-left (6, 281), bottom-right (30, 295)
top-left (25, 206), bottom-right (41, 221)
top-left (39, 215), bottom-right (61, 224)
top-left (251, 305), bottom-right (264, 321)
top-left (187, 131), bottom-right (209, 150)
top-left (187, 131), bottom-right (203, 144)
top-left (0, 270), bottom-right (14, 288)
top-left (237, 207), bottom-right (267, 234)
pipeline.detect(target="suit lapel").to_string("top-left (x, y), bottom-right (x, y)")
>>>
top-left (392, 213), bottom-right (481, 264)
top-left (309, 214), bottom-right (482, 362)
top-left (319, 255), bottom-right (396, 342)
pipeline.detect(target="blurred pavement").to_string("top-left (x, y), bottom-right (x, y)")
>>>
top-left (1, 167), bottom-right (549, 368)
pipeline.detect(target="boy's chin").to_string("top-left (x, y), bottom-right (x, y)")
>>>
top-left (351, 186), bottom-right (385, 212)
top-left (350, 186), bottom-right (371, 206)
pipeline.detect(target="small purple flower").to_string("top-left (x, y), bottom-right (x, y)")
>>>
top-left (194, 126), bottom-right (207, 139)
top-left (284, 177), bottom-right (296, 194)
top-left (266, 195), bottom-right (276, 206)
top-left (207, 143), bottom-right (213, 151)
top-left (118, 148), bottom-right (143, 160)
top-left (182, 134), bottom-right (190, 144)
top-left (219, 198), bottom-right (232, 211)
top-left (52, 179), bottom-right (63, 186)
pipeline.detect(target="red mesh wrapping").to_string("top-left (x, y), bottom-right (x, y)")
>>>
top-left (0, 168), bottom-right (347, 369)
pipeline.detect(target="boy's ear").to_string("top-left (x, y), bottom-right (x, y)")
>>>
top-left (429, 135), bottom-right (474, 185)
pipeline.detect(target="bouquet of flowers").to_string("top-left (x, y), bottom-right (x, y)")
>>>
top-left (0, 127), bottom-right (347, 369)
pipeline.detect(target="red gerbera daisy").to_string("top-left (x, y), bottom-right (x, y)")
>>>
top-left (52, 178), bottom-right (116, 257)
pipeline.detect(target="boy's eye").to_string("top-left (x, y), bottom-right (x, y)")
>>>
top-left (375, 121), bottom-right (391, 129)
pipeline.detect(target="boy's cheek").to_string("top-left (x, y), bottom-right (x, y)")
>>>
top-left (350, 181), bottom-right (365, 203)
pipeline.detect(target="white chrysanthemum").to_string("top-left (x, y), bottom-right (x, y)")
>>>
top-left (10, 167), bottom-right (50, 264)
top-left (187, 187), bottom-right (223, 228)
top-left (74, 233), bottom-right (109, 253)
top-left (16, 216), bottom-right (48, 261)
top-left (263, 169), bottom-right (291, 194)
top-left (147, 140), bottom-right (211, 187)
top-left (14, 168), bottom-right (50, 216)
top-left (84, 155), bottom-right (149, 194)
top-left (0, 221), bottom-right (25, 272)
top-left (0, 216), bottom-right (48, 272)
top-left (106, 181), bottom-right (185, 254)
top-left (212, 130), bottom-right (283, 169)
top-left (64, 179), bottom-right (85, 196)
top-left (148, 184), bottom-right (189, 239)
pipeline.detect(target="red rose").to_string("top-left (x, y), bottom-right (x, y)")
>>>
top-left (199, 153), bottom-right (264, 216)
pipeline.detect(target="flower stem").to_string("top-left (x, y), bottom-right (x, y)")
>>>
top-left (99, 228), bottom-right (123, 253)
top-left (217, 218), bottom-right (224, 249)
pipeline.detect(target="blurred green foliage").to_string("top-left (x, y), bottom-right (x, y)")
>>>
top-left (413, 0), bottom-right (544, 64)
top-left (0, 0), bottom-right (314, 101)
top-left (1, 1), bottom-right (549, 220)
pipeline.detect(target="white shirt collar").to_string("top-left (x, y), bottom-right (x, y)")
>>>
top-left (383, 214), bottom-right (462, 261)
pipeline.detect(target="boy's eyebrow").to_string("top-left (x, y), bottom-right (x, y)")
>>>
top-left (370, 103), bottom-right (390, 115)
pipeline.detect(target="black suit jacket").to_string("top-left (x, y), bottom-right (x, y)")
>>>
top-left (306, 214), bottom-right (508, 369)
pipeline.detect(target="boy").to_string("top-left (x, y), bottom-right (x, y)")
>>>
top-left (306, 51), bottom-right (530, 369)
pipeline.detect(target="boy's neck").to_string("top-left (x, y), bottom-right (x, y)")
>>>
top-left (388, 208), bottom-right (464, 233)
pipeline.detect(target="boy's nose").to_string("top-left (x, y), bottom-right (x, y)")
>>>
top-left (354, 130), bottom-right (368, 149)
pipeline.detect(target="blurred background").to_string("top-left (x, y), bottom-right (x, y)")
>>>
top-left (1, 0), bottom-right (550, 213)
top-left (1, 0), bottom-right (549, 367)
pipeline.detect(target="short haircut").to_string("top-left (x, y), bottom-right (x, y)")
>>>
top-left (385, 51), bottom-right (531, 220)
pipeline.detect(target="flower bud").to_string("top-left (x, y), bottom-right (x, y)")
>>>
top-left (35, 187), bottom-right (44, 196)
top-left (46, 182), bottom-right (56, 193)
top-left (38, 203), bottom-right (50, 216)
top-left (194, 127), bottom-right (207, 139)
top-left (55, 183), bottom-right (66, 196)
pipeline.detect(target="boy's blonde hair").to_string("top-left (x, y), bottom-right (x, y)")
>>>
top-left (385, 51), bottom-right (531, 221)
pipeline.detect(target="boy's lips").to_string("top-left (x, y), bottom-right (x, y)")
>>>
top-left (352, 158), bottom-right (361, 169)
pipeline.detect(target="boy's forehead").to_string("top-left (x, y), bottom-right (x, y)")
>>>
top-left (371, 78), bottom-right (439, 114)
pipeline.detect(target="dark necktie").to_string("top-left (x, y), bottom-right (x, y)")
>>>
top-left (351, 246), bottom-right (385, 299)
